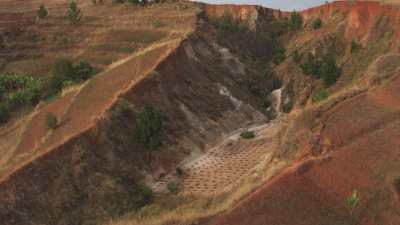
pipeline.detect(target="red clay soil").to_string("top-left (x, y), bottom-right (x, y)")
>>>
top-left (301, 1), bottom-right (400, 41)
top-left (14, 90), bottom-right (79, 156)
top-left (203, 76), bottom-right (400, 225)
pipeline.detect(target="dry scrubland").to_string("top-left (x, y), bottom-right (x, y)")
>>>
top-left (1, 1), bottom-right (400, 225)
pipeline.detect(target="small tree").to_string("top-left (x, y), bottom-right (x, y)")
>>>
top-left (45, 112), bottom-right (58, 129)
top-left (67, 1), bottom-right (82, 24)
top-left (346, 190), bottom-right (360, 215)
top-left (73, 60), bottom-right (95, 81)
top-left (312, 18), bottom-right (323, 30)
top-left (51, 58), bottom-right (74, 92)
top-left (135, 105), bottom-right (163, 149)
top-left (37, 4), bottom-right (49, 19)
top-left (320, 55), bottom-right (342, 87)
top-left (301, 52), bottom-right (323, 78)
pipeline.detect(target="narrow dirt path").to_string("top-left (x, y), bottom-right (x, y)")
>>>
top-left (151, 118), bottom-right (282, 196)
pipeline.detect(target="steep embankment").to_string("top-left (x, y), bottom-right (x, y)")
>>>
top-left (201, 1), bottom-right (400, 225)
top-left (0, 4), bottom-right (283, 224)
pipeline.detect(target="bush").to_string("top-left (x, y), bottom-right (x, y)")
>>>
top-left (301, 53), bottom-right (341, 87)
top-left (135, 105), bottom-right (163, 149)
top-left (312, 18), bottom-right (323, 30)
top-left (301, 52), bottom-right (323, 77)
top-left (240, 131), bottom-right (255, 139)
top-left (45, 112), bottom-right (58, 129)
top-left (313, 90), bottom-right (329, 102)
top-left (346, 190), bottom-right (360, 215)
top-left (320, 55), bottom-right (342, 87)
top-left (50, 58), bottom-right (96, 93)
top-left (67, 1), bottom-right (82, 24)
top-left (73, 60), bottom-right (95, 81)
top-left (37, 4), bottom-right (49, 19)
top-left (288, 11), bottom-right (303, 31)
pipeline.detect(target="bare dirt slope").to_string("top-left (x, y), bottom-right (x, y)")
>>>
top-left (203, 74), bottom-right (400, 225)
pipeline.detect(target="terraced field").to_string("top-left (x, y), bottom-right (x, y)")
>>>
top-left (151, 119), bottom-right (282, 196)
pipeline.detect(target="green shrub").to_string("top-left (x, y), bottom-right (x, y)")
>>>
top-left (320, 55), bottom-right (342, 87)
top-left (288, 11), bottom-right (303, 31)
top-left (301, 53), bottom-right (341, 87)
top-left (301, 52), bottom-right (323, 77)
top-left (67, 1), bottom-right (82, 24)
top-left (312, 18), bottom-right (323, 30)
top-left (346, 190), bottom-right (360, 215)
top-left (45, 112), bottom-right (58, 129)
top-left (240, 131), bottom-right (255, 139)
top-left (37, 4), bottom-right (49, 19)
top-left (135, 105), bottom-right (163, 149)
top-left (313, 90), bottom-right (329, 102)
top-left (73, 60), bottom-right (95, 81)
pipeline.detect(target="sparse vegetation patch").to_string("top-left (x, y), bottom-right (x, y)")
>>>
top-left (0, 74), bottom-right (45, 123)
top-left (312, 18), bottom-right (323, 30)
top-left (67, 1), bottom-right (82, 24)
top-left (37, 4), bottom-right (49, 19)
top-left (240, 131), bottom-right (255, 139)
top-left (301, 53), bottom-right (342, 87)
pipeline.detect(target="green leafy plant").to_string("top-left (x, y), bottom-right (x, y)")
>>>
top-left (346, 190), bottom-right (360, 215)
top-left (135, 105), bottom-right (163, 149)
top-left (240, 131), bottom-right (255, 139)
top-left (67, 1), bottom-right (82, 24)
top-left (301, 52), bottom-right (323, 77)
top-left (301, 53), bottom-right (342, 87)
top-left (312, 18), bottom-right (323, 30)
top-left (45, 112), bottom-right (58, 129)
top-left (73, 60), bottom-right (96, 81)
top-left (37, 4), bottom-right (49, 19)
